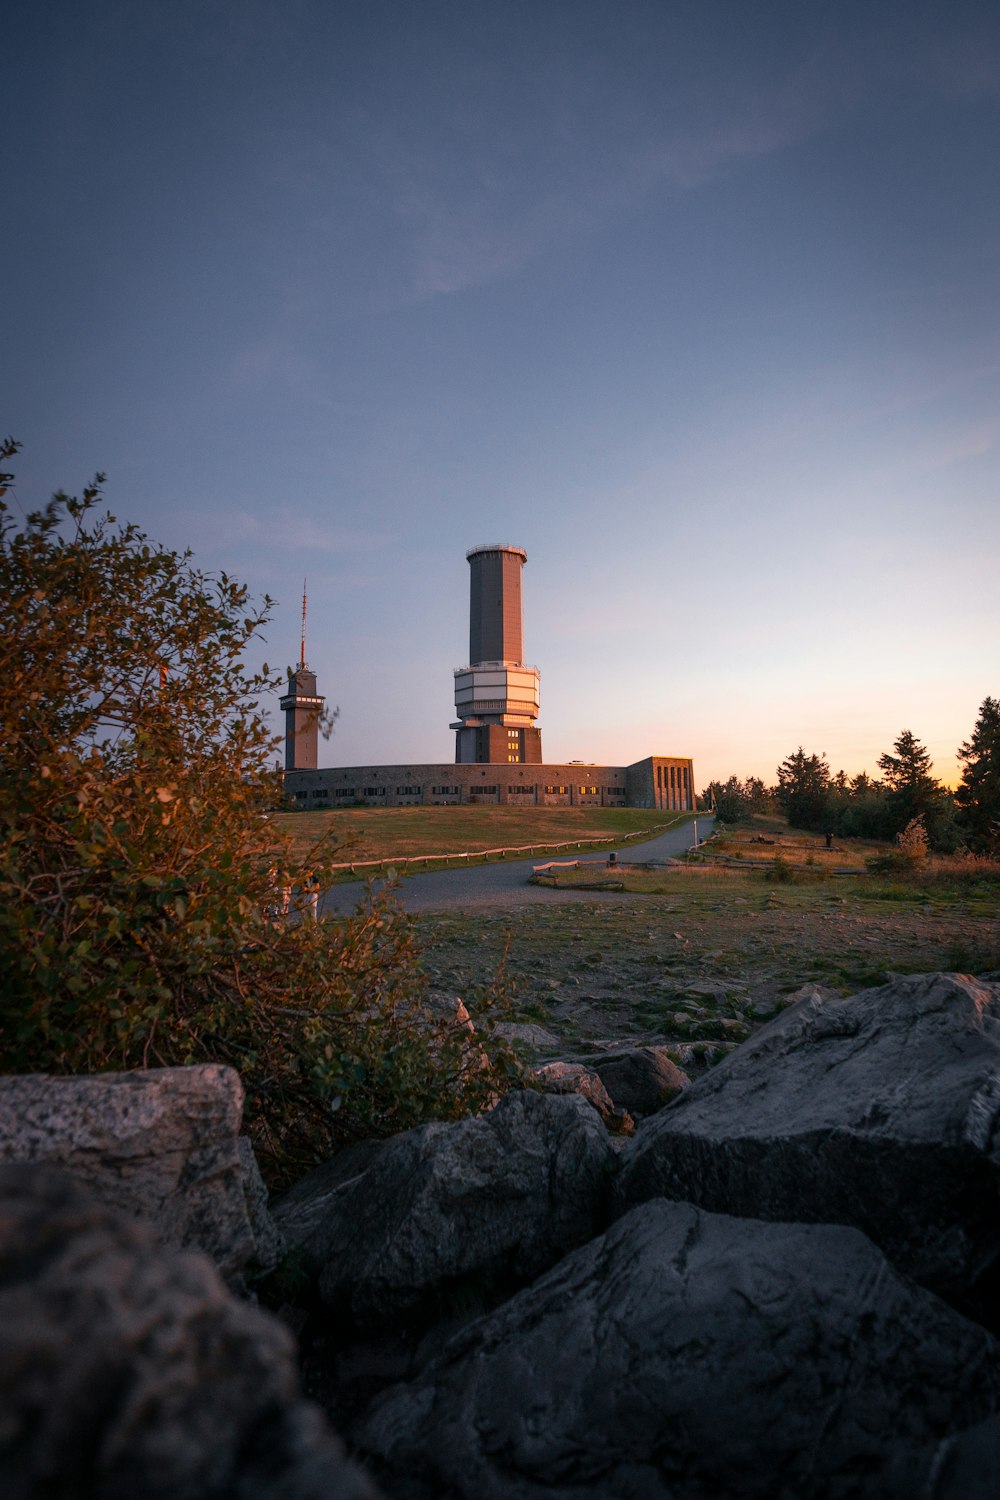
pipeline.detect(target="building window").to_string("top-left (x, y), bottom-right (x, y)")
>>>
top-left (363, 787), bottom-right (387, 798)
top-left (431, 785), bottom-right (459, 796)
top-left (396, 785), bottom-right (420, 796)
top-left (333, 788), bottom-right (356, 799)
top-left (544, 785), bottom-right (568, 795)
top-left (578, 786), bottom-right (598, 796)
top-left (508, 785), bottom-right (534, 795)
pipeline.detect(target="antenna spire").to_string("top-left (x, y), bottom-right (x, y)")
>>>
top-left (300, 578), bottom-right (307, 669)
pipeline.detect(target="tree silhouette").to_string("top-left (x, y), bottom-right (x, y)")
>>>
top-left (955, 697), bottom-right (1000, 853)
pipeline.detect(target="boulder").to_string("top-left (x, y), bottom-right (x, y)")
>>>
top-left (284, 1090), bottom-right (615, 1328)
top-left (531, 1061), bottom-right (634, 1133)
top-left (589, 1045), bottom-right (689, 1117)
top-left (614, 972), bottom-right (1000, 1315)
top-left (271, 1136), bottom-right (394, 1270)
top-left (921, 1415), bottom-right (1000, 1498)
top-left (494, 1022), bottom-right (561, 1052)
top-left (0, 1163), bottom-right (381, 1499)
top-left (884, 1414), bottom-right (1000, 1500)
top-left (0, 1065), bottom-right (281, 1283)
top-left (358, 1198), bottom-right (1000, 1500)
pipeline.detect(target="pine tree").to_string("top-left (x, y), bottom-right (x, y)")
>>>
top-left (955, 697), bottom-right (1000, 853)
top-left (876, 729), bottom-right (957, 850)
top-left (776, 747), bottom-right (831, 830)
top-left (877, 729), bottom-right (935, 795)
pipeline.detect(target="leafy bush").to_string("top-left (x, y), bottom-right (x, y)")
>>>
top-left (0, 443), bottom-right (518, 1187)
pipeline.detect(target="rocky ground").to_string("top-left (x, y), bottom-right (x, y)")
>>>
top-left (417, 875), bottom-right (1000, 1072)
top-left (4, 865), bottom-right (1000, 1499)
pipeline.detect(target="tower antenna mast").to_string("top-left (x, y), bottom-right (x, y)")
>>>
top-left (300, 578), bottom-right (307, 669)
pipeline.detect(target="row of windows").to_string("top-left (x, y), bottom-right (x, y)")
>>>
top-left (302, 783), bottom-right (627, 801)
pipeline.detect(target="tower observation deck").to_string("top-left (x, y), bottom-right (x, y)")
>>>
top-left (452, 544), bottom-right (542, 764)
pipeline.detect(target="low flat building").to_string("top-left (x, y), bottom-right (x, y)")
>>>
top-left (283, 755), bottom-right (694, 811)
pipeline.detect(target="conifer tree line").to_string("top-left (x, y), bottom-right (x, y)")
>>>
top-left (704, 703), bottom-right (1000, 854)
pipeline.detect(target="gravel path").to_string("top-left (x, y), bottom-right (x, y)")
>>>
top-left (320, 816), bottom-right (714, 916)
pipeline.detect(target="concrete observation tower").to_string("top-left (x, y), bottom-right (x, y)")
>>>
top-left (452, 544), bottom-right (542, 764)
top-left (279, 582), bottom-right (326, 771)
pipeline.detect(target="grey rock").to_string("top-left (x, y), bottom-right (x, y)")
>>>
top-left (272, 1137), bottom-right (394, 1269)
top-left (670, 1040), bottom-right (737, 1067)
top-left (0, 1066), bottom-right (280, 1283)
top-left (684, 979), bottom-right (738, 1000)
top-left (779, 981), bottom-right (842, 1008)
top-left (590, 1046), bottom-right (689, 1117)
top-left (0, 1164), bottom-right (381, 1499)
top-left (238, 1135), bottom-right (286, 1274)
top-left (615, 972), bottom-right (1000, 1311)
top-left (311, 1090), bottom-right (616, 1327)
top-left (359, 1198), bottom-right (1000, 1500)
top-left (921, 1415), bottom-right (1000, 1498)
top-left (531, 1061), bottom-right (634, 1133)
top-left (494, 1022), bottom-right (561, 1051)
top-left (883, 1413), bottom-right (1000, 1500)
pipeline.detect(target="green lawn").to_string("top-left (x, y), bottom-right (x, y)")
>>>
top-left (271, 805), bottom-right (686, 868)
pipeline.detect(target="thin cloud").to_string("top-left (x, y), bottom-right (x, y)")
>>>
top-left (374, 50), bottom-right (860, 303)
top-left (169, 506), bottom-right (391, 556)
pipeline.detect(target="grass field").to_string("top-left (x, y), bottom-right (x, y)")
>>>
top-left (410, 814), bottom-right (1000, 1078)
top-left (535, 816), bottom-right (876, 891)
top-left (270, 804), bottom-right (686, 870)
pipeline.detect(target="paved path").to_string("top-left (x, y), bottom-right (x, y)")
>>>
top-left (320, 815), bottom-right (714, 916)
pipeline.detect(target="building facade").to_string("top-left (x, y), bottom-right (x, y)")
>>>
top-left (283, 755), bottom-right (694, 811)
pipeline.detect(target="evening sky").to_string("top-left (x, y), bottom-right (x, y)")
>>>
top-left (5, 0), bottom-right (999, 786)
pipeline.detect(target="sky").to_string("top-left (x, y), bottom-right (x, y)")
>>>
top-left (5, 0), bottom-right (999, 790)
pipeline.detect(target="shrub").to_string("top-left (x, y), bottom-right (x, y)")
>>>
top-left (0, 443), bottom-right (517, 1188)
top-left (897, 815), bottom-right (930, 862)
top-left (865, 815), bottom-right (930, 876)
top-left (764, 854), bottom-right (795, 884)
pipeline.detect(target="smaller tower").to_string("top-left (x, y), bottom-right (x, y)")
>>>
top-left (280, 580), bottom-right (326, 771)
